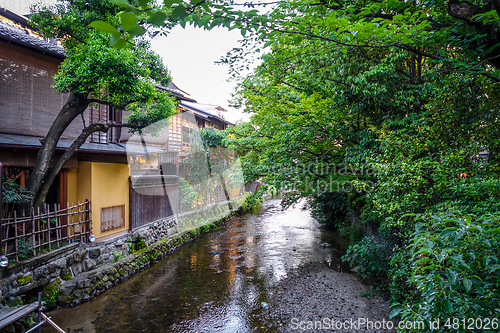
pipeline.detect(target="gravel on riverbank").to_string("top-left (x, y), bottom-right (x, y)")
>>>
top-left (257, 262), bottom-right (394, 333)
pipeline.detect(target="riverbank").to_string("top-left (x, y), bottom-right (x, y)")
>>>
top-left (0, 197), bottom-right (252, 333)
top-left (257, 262), bottom-right (393, 332)
top-left (35, 198), bottom-right (394, 332)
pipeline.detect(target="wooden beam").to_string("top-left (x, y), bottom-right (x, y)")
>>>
top-left (0, 302), bottom-right (39, 329)
top-left (41, 312), bottom-right (66, 333)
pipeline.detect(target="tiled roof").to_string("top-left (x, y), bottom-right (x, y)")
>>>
top-left (156, 84), bottom-right (197, 103)
top-left (0, 18), bottom-right (65, 58)
top-left (179, 101), bottom-right (233, 126)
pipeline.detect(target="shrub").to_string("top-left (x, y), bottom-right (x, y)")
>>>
top-left (129, 234), bottom-right (147, 253)
top-left (1, 177), bottom-right (32, 205)
top-left (391, 213), bottom-right (500, 332)
top-left (18, 238), bottom-right (34, 260)
top-left (179, 178), bottom-right (198, 212)
top-left (310, 191), bottom-right (348, 227)
top-left (240, 191), bottom-right (263, 213)
top-left (387, 249), bottom-right (416, 305)
top-left (342, 236), bottom-right (392, 280)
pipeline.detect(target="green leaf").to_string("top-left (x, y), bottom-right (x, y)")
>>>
top-left (389, 306), bottom-right (402, 318)
top-left (147, 11), bottom-right (167, 26)
top-left (487, 264), bottom-right (500, 273)
top-left (163, 0), bottom-right (180, 7)
top-left (241, 28), bottom-right (247, 37)
top-left (463, 278), bottom-right (472, 292)
top-left (421, 264), bottom-right (440, 270)
top-left (171, 4), bottom-right (187, 20)
top-left (120, 12), bottom-right (138, 31)
top-left (88, 21), bottom-right (120, 34)
top-left (137, 0), bottom-right (149, 9)
top-left (440, 229), bottom-right (455, 238)
top-left (445, 269), bottom-right (456, 283)
top-left (111, 0), bottom-right (132, 9)
top-left (110, 33), bottom-right (127, 48)
top-left (415, 257), bottom-right (432, 265)
top-left (444, 299), bottom-right (453, 314)
top-left (127, 25), bottom-right (146, 37)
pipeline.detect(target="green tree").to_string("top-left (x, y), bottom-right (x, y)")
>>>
top-left (26, 0), bottom-right (176, 208)
top-left (96, 1), bottom-right (500, 325)
top-left (102, 1), bottom-right (500, 81)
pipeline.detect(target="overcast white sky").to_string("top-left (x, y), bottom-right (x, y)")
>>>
top-left (151, 25), bottom-right (252, 123)
top-left (1, 0), bottom-right (256, 123)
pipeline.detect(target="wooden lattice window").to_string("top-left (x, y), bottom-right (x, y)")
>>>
top-left (89, 103), bottom-right (108, 143)
top-left (168, 113), bottom-right (182, 152)
top-left (101, 205), bottom-right (125, 232)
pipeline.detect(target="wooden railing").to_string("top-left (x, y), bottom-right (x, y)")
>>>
top-left (1, 201), bottom-right (91, 263)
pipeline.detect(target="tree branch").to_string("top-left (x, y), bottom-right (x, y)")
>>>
top-left (34, 121), bottom-right (134, 207)
top-left (447, 0), bottom-right (481, 24)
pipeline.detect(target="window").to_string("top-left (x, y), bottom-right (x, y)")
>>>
top-left (101, 205), bottom-right (125, 232)
top-left (182, 126), bottom-right (192, 143)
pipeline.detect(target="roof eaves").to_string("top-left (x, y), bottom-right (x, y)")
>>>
top-left (178, 102), bottom-right (233, 126)
top-left (0, 19), bottom-right (65, 59)
top-left (156, 84), bottom-right (197, 103)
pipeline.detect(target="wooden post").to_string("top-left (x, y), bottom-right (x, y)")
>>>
top-left (14, 211), bottom-right (18, 262)
top-left (38, 292), bottom-right (42, 333)
top-left (22, 209), bottom-right (25, 236)
top-left (48, 206), bottom-right (52, 250)
top-left (37, 206), bottom-right (42, 255)
top-left (70, 202), bottom-right (77, 243)
top-left (63, 201), bottom-right (68, 244)
top-left (31, 207), bottom-right (36, 257)
top-left (78, 201), bottom-right (82, 243)
top-left (87, 200), bottom-right (92, 242)
top-left (5, 222), bottom-right (9, 255)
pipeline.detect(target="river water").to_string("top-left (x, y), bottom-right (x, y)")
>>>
top-left (44, 199), bottom-right (345, 333)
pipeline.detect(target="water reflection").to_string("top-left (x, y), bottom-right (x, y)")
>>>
top-left (45, 199), bottom-right (343, 333)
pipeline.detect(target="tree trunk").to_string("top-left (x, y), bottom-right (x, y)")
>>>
top-left (27, 92), bottom-right (89, 207)
top-left (219, 174), bottom-right (233, 211)
top-left (34, 122), bottom-right (133, 208)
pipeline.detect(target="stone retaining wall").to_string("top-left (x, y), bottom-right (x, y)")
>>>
top-left (0, 206), bottom-right (242, 313)
top-left (0, 215), bottom-right (178, 308)
top-left (55, 231), bottom-right (194, 307)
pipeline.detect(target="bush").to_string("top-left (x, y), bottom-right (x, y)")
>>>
top-left (338, 223), bottom-right (364, 246)
top-left (391, 213), bottom-right (500, 332)
top-left (310, 191), bottom-right (348, 227)
top-left (1, 177), bottom-right (32, 205)
top-left (129, 234), bottom-right (147, 253)
top-left (342, 236), bottom-right (392, 280)
top-left (240, 190), bottom-right (264, 213)
top-left (179, 178), bottom-right (198, 212)
top-left (18, 238), bottom-right (33, 260)
top-left (387, 249), bottom-right (416, 305)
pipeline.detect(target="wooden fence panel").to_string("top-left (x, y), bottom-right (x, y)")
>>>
top-left (1, 201), bottom-right (91, 263)
top-left (129, 182), bottom-right (174, 230)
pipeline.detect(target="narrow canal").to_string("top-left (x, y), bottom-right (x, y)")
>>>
top-left (44, 199), bottom-right (347, 332)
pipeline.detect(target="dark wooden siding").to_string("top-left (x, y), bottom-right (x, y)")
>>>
top-left (129, 181), bottom-right (176, 230)
top-left (0, 41), bottom-right (88, 140)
